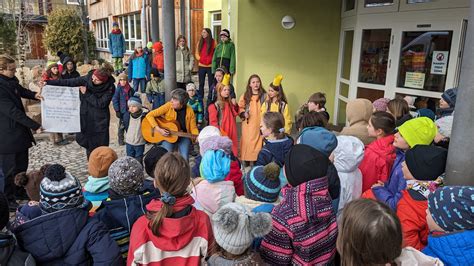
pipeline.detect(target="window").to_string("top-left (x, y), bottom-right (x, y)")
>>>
top-left (95, 19), bottom-right (109, 50)
top-left (397, 31), bottom-right (453, 92)
top-left (66, 0), bottom-right (88, 5)
top-left (365, 0), bottom-right (394, 7)
top-left (407, 0), bottom-right (431, 3)
top-left (359, 29), bottom-right (391, 85)
top-left (210, 11), bottom-right (222, 39)
top-left (344, 0), bottom-right (356, 11)
top-left (119, 13), bottom-right (142, 52)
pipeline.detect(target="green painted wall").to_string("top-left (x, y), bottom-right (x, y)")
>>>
top-left (203, 0), bottom-right (222, 28)
top-left (233, 0), bottom-right (342, 123)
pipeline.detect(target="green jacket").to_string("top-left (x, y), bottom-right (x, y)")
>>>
top-left (212, 41), bottom-right (236, 74)
top-left (146, 79), bottom-right (165, 94)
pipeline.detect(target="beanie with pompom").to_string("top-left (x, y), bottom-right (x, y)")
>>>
top-left (244, 162), bottom-right (281, 203)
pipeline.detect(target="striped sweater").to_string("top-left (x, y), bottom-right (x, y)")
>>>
top-left (260, 177), bottom-right (338, 265)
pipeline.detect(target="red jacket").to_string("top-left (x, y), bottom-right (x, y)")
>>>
top-left (197, 40), bottom-right (215, 67)
top-left (396, 190), bottom-right (429, 251)
top-left (228, 161), bottom-right (244, 196)
top-left (152, 42), bottom-right (164, 71)
top-left (208, 102), bottom-right (239, 156)
top-left (359, 135), bottom-right (396, 192)
top-left (127, 195), bottom-right (214, 266)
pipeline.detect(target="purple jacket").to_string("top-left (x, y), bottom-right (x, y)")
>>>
top-left (372, 149), bottom-right (407, 210)
top-left (260, 178), bottom-right (338, 265)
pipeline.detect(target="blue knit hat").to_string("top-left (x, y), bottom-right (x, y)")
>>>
top-left (441, 88), bottom-right (458, 108)
top-left (127, 93), bottom-right (142, 108)
top-left (416, 108), bottom-right (435, 121)
top-left (297, 126), bottom-right (338, 156)
top-left (428, 186), bottom-right (474, 232)
top-left (200, 150), bottom-right (231, 183)
top-left (244, 162), bottom-right (281, 203)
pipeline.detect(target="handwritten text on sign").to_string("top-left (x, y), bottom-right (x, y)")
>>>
top-left (41, 85), bottom-right (81, 133)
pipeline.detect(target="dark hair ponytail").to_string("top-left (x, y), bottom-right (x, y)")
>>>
top-left (371, 111), bottom-right (396, 135)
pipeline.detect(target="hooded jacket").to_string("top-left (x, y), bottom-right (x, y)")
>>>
top-left (127, 195), bottom-right (213, 266)
top-left (333, 136), bottom-right (365, 216)
top-left (423, 230), bottom-right (474, 265)
top-left (359, 134), bottom-right (396, 192)
top-left (152, 42), bottom-right (164, 71)
top-left (12, 207), bottom-right (122, 265)
top-left (260, 178), bottom-right (338, 265)
top-left (211, 40), bottom-right (236, 74)
top-left (128, 52), bottom-right (150, 80)
top-left (61, 56), bottom-right (80, 79)
top-left (93, 190), bottom-right (157, 258)
top-left (396, 190), bottom-right (429, 251)
top-left (191, 179), bottom-right (236, 216)
top-left (340, 99), bottom-right (375, 145)
top-left (256, 136), bottom-right (294, 167)
top-left (175, 47), bottom-right (194, 83)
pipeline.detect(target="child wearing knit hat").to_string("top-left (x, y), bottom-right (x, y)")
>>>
top-left (395, 145), bottom-right (447, 251)
top-left (423, 186), bottom-right (474, 265)
top-left (125, 93), bottom-right (148, 164)
top-left (236, 162), bottom-right (281, 212)
top-left (208, 202), bottom-right (272, 265)
top-left (363, 117), bottom-right (438, 210)
top-left (146, 68), bottom-right (165, 110)
top-left (191, 149), bottom-right (236, 217)
top-left (11, 164), bottom-right (122, 265)
top-left (82, 146), bottom-right (117, 214)
top-left (260, 144), bottom-right (338, 265)
top-left (94, 156), bottom-right (157, 259)
top-left (372, 97), bottom-right (390, 112)
top-left (437, 88), bottom-right (457, 118)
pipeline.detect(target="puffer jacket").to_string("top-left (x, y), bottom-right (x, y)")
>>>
top-left (423, 230), bottom-right (474, 265)
top-left (191, 180), bottom-right (236, 216)
top-left (12, 207), bottom-right (122, 265)
top-left (0, 231), bottom-right (35, 266)
top-left (339, 98), bottom-right (375, 145)
top-left (176, 47), bottom-right (194, 83)
top-left (256, 136), bottom-right (294, 167)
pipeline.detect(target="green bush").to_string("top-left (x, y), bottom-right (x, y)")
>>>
top-left (44, 8), bottom-right (95, 62)
top-left (0, 15), bottom-right (17, 56)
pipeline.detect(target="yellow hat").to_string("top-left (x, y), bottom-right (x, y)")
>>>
top-left (273, 74), bottom-right (283, 87)
top-left (222, 74), bottom-right (231, 86)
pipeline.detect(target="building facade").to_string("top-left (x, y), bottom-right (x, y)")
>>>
top-left (204, 0), bottom-right (469, 126)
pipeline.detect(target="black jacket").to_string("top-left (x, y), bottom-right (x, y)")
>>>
top-left (0, 75), bottom-right (40, 154)
top-left (46, 70), bottom-right (115, 134)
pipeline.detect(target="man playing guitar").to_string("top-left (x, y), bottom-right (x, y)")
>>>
top-left (145, 89), bottom-right (199, 161)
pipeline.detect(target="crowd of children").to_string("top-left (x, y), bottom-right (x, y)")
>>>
top-left (3, 22), bottom-right (473, 265)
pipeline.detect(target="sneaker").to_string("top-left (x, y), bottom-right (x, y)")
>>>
top-left (56, 139), bottom-right (70, 146)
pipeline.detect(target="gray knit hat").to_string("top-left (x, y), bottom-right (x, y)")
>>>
top-left (212, 202), bottom-right (272, 255)
top-left (108, 156), bottom-right (144, 196)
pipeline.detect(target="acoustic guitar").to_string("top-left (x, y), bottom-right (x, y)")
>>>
top-left (142, 117), bottom-right (198, 144)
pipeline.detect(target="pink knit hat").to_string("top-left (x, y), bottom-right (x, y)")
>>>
top-left (372, 98), bottom-right (390, 112)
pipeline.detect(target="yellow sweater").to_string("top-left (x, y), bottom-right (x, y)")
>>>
top-left (261, 101), bottom-right (293, 134)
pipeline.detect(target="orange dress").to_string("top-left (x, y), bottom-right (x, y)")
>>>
top-left (208, 101), bottom-right (239, 156)
top-left (238, 94), bottom-right (263, 161)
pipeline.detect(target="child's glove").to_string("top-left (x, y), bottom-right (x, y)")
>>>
top-left (115, 111), bottom-right (122, 119)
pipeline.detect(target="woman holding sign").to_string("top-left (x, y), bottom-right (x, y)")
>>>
top-left (45, 64), bottom-right (115, 158)
top-left (0, 54), bottom-right (43, 209)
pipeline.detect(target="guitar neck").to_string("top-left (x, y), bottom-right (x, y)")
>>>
top-left (170, 130), bottom-right (196, 139)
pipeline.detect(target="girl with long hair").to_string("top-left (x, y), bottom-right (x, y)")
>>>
top-left (176, 35), bottom-right (194, 90)
top-left (260, 75), bottom-right (292, 134)
top-left (195, 28), bottom-right (215, 107)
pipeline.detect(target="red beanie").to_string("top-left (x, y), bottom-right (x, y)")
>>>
top-left (93, 69), bottom-right (109, 82)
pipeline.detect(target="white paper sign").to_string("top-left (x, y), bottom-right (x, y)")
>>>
top-left (41, 85), bottom-right (81, 133)
top-left (431, 51), bottom-right (449, 75)
top-left (404, 72), bottom-right (426, 89)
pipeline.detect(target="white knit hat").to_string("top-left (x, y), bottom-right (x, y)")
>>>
top-left (212, 202), bottom-right (272, 255)
top-left (197, 126), bottom-right (221, 143)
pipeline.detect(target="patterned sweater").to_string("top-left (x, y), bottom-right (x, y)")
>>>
top-left (188, 96), bottom-right (203, 124)
top-left (260, 178), bottom-right (338, 265)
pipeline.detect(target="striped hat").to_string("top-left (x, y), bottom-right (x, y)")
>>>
top-left (244, 162), bottom-right (281, 203)
top-left (40, 164), bottom-right (84, 213)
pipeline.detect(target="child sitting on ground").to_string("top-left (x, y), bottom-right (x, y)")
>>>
top-left (146, 68), bottom-right (165, 110)
top-left (359, 111), bottom-right (396, 191)
top-left (12, 164), bottom-right (122, 265)
top-left (396, 145), bottom-right (447, 251)
top-left (186, 83), bottom-right (203, 128)
top-left (423, 186), bottom-right (474, 265)
top-left (125, 94), bottom-right (148, 164)
top-left (208, 202), bottom-right (272, 265)
top-left (191, 149), bottom-right (236, 216)
top-left (332, 136), bottom-right (365, 217)
top-left (94, 156), bottom-right (158, 259)
top-left (128, 153), bottom-right (213, 265)
top-left (261, 144), bottom-right (338, 265)
top-left (337, 198), bottom-right (442, 265)
top-left (363, 117), bottom-right (437, 210)
top-left (82, 146), bottom-right (118, 214)
top-left (256, 112), bottom-right (293, 167)
top-left (296, 109), bottom-right (328, 131)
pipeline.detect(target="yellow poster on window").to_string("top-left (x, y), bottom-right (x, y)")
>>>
top-left (404, 72), bottom-right (425, 89)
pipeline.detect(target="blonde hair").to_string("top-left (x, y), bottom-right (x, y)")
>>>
top-left (148, 152), bottom-right (191, 235)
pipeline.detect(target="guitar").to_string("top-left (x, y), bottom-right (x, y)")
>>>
top-left (142, 117), bottom-right (198, 144)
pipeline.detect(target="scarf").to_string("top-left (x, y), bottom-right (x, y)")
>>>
top-left (130, 109), bottom-right (143, 119)
top-left (112, 29), bottom-right (122, 34)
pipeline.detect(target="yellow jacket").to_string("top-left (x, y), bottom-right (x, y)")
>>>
top-left (261, 101), bottom-right (293, 134)
top-left (146, 102), bottom-right (199, 136)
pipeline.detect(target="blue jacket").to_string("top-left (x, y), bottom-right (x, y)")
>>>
top-left (93, 190), bottom-right (158, 258)
top-left (373, 149), bottom-right (407, 210)
top-left (108, 32), bottom-right (126, 58)
top-left (256, 137), bottom-right (293, 167)
top-left (12, 207), bottom-right (122, 265)
top-left (128, 53), bottom-right (150, 80)
top-left (423, 230), bottom-right (474, 265)
top-left (112, 84), bottom-right (134, 114)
